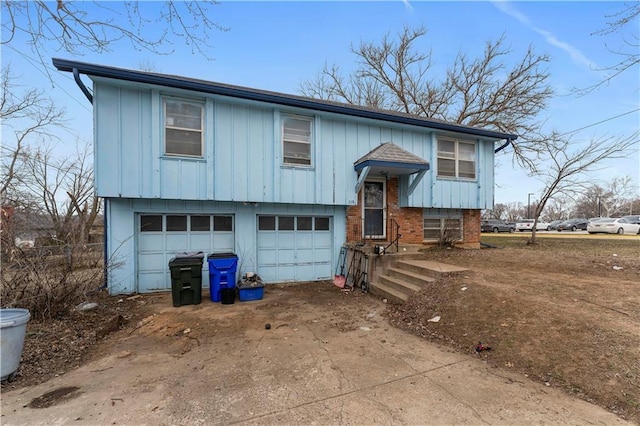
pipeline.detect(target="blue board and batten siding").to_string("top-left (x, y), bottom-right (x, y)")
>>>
top-left (93, 79), bottom-right (496, 208)
top-left (92, 78), bottom-right (497, 294)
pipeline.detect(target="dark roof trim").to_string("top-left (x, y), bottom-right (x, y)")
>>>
top-left (53, 58), bottom-right (518, 141)
top-left (354, 160), bottom-right (430, 172)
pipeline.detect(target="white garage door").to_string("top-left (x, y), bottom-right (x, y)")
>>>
top-left (137, 214), bottom-right (235, 293)
top-left (257, 215), bottom-right (333, 283)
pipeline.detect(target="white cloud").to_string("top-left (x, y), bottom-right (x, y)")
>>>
top-left (492, 0), bottom-right (597, 69)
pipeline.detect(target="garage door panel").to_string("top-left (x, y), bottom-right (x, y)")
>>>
top-left (257, 215), bottom-right (333, 283)
top-left (258, 266), bottom-right (276, 283)
top-left (296, 248), bottom-right (315, 263)
top-left (314, 247), bottom-right (332, 259)
top-left (258, 249), bottom-right (277, 265)
top-left (138, 214), bottom-right (235, 293)
top-left (295, 232), bottom-right (314, 248)
top-left (190, 234), bottom-right (211, 248)
top-left (139, 234), bottom-right (164, 251)
top-left (257, 232), bottom-right (277, 249)
top-left (139, 253), bottom-right (166, 271)
top-left (278, 233), bottom-right (295, 246)
top-left (277, 249), bottom-right (296, 264)
top-left (315, 264), bottom-right (331, 280)
top-left (313, 233), bottom-right (332, 247)
top-left (278, 265), bottom-right (296, 279)
top-left (166, 235), bottom-right (189, 251)
top-left (214, 234), bottom-right (235, 251)
top-left (296, 264), bottom-right (314, 279)
top-left (139, 271), bottom-right (170, 292)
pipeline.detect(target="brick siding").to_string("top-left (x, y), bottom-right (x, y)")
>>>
top-left (345, 177), bottom-right (480, 248)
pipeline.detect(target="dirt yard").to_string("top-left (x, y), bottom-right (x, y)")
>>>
top-left (2, 235), bottom-right (639, 423)
top-left (388, 235), bottom-right (640, 423)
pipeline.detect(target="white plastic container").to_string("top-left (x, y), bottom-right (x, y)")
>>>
top-left (0, 308), bottom-right (31, 381)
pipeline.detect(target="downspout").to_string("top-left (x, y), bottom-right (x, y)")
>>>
top-left (494, 137), bottom-right (513, 154)
top-left (102, 198), bottom-right (108, 290)
top-left (73, 68), bottom-right (93, 104)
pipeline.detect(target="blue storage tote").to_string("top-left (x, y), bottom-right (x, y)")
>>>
top-left (238, 286), bottom-right (264, 301)
top-left (237, 273), bottom-right (264, 301)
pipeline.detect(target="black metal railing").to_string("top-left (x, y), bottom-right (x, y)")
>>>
top-left (384, 219), bottom-right (401, 253)
top-left (357, 218), bottom-right (402, 253)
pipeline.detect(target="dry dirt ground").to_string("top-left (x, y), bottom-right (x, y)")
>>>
top-left (1, 235), bottom-right (638, 423)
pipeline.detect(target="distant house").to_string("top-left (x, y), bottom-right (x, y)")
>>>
top-left (54, 58), bottom-right (516, 295)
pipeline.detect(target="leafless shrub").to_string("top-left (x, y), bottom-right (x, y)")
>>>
top-left (437, 219), bottom-right (461, 248)
top-left (1, 243), bottom-right (104, 320)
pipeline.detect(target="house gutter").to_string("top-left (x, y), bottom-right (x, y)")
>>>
top-left (494, 137), bottom-right (513, 154)
top-left (73, 68), bottom-right (93, 104)
top-left (54, 58), bottom-right (518, 142)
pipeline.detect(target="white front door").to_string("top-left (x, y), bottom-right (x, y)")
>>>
top-left (362, 180), bottom-right (386, 238)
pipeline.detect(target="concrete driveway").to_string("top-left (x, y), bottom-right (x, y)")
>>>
top-left (1, 282), bottom-right (629, 425)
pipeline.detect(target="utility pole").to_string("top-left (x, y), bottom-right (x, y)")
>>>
top-left (527, 193), bottom-right (534, 219)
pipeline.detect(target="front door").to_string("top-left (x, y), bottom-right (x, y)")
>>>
top-left (362, 180), bottom-right (386, 238)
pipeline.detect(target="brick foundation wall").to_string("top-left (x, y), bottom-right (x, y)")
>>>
top-left (460, 209), bottom-right (481, 248)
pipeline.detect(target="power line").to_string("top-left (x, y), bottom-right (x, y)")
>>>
top-left (558, 108), bottom-right (640, 137)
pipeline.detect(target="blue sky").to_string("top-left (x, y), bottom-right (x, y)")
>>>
top-left (3, 1), bottom-right (638, 206)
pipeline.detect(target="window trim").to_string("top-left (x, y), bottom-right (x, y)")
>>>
top-left (281, 114), bottom-right (313, 167)
top-left (436, 138), bottom-right (476, 180)
top-left (163, 98), bottom-right (204, 158)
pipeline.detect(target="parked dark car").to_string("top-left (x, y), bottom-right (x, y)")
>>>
top-left (556, 218), bottom-right (589, 231)
top-left (548, 220), bottom-right (564, 231)
top-left (481, 219), bottom-right (515, 233)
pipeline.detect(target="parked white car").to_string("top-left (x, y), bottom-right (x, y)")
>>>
top-left (587, 218), bottom-right (640, 235)
top-left (516, 219), bottom-right (551, 232)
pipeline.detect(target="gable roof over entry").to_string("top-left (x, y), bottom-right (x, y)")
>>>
top-left (354, 143), bottom-right (430, 196)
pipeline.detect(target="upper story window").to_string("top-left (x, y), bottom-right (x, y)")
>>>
top-left (282, 115), bottom-right (312, 166)
top-left (437, 138), bottom-right (476, 179)
top-left (164, 99), bottom-right (203, 157)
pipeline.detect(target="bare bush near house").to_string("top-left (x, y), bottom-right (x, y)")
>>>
top-left (437, 219), bottom-right (460, 248)
top-left (0, 244), bottom-right (104, 320)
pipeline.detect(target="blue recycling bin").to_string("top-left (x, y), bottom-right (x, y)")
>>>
top-left (207, 253), bottom-right (238, 302)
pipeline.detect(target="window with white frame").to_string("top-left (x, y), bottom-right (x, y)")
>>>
top-left (282, 115), bottom-right (312, 166)
top-left (164, 99), bottom-right (204, 157)
top-left (437, 138), bottom-right (476, 179)
top-left (423, 210), bottom-right (463, 241)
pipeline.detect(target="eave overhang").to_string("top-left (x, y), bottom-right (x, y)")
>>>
top-left (52, 58), bottom-right (518, 143)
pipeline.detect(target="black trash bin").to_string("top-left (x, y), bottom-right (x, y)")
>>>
top-left (169, 251), bottom-right (204, 307)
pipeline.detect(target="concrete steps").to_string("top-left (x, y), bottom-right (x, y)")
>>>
top-left (370, 259), bottom-right (469, 304)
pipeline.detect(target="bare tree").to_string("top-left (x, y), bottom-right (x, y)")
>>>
top-left (21, 141), bottom-right (100, 245)
top-left (525, 132), bottom-right (638, 243)
top-left (573, 177), bottom-right (637, 218)
top-left (299, 26), bottom-right (554, 169)
top-left (0, 66), bottom-right (66, 199)
top-left (2, 1), bottom-right (228, 75)
top-left (577, 2), bottom-right (640, 95)
top-left (544, 195), bottom-right (573, 221)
